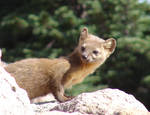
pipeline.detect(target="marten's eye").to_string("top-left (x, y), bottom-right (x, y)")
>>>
top-left (81, 46), bottom-right (86, 52)
top-left (93, 50), bottom-right (99, 55)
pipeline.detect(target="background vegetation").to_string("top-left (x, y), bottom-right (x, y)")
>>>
top-left (0, 0), bottom-right (150, 109)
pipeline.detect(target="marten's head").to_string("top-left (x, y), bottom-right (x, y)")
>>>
top-left (77, 27), bottom-right (116, 63)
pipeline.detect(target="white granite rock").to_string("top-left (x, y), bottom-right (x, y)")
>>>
top-left (0, 66), bottom-right (34, 115)
top-left (52, 88), bottom-right (149, 115)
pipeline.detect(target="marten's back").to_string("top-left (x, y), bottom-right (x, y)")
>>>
top-left (5, 58), bottom-right (70, 99)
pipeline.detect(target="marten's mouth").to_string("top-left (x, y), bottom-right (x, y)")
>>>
top-left (81, 55), bottom-right (95, 63)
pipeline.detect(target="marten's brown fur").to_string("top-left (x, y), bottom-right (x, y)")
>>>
top-left (5, 27), bottom-right (116, 102)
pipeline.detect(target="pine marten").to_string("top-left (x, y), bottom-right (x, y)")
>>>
top-left (5, 27), bottom-right (116, 102)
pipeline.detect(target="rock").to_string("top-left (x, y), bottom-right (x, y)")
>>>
top-left (114, 108), bottom-right (150, 115)
top-left (0, 66), bottom-right (34, 115)
top-left (31, 93), bottom-right (56, 103)
top-left (32, 101), bottom-right (84, 115)
top-left (35, 111), bottom-right (83, 115)
top-left (52, 88), bottom-right (149, 115)
top-left (32, 102), bottom-right (85, 115)
top-left (32, 101), bottom-right (59, 113)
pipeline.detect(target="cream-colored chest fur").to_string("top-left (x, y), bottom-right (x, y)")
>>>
top-left (63, 61), bottom-right (101, 88)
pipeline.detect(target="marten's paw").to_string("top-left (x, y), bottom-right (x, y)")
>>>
top-left (64, 95), bottom-right (75, 100)
top-left (59, 95), bottom-right (74, 103)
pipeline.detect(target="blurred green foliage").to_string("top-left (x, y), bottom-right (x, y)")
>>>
top-left (0, 0), bottom-right (150, 109)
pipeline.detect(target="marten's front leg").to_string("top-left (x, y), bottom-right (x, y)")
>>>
top-left (51, 80), bottom-right (72, 102)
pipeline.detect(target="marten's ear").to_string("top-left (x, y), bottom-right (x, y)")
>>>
top-left (104, 38), bottom-right (116, 54)
top-left (80, 27), bottom-right (88, 41)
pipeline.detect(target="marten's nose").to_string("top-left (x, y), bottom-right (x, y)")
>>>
top-left (82, 55), bottom-right (87, 60)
